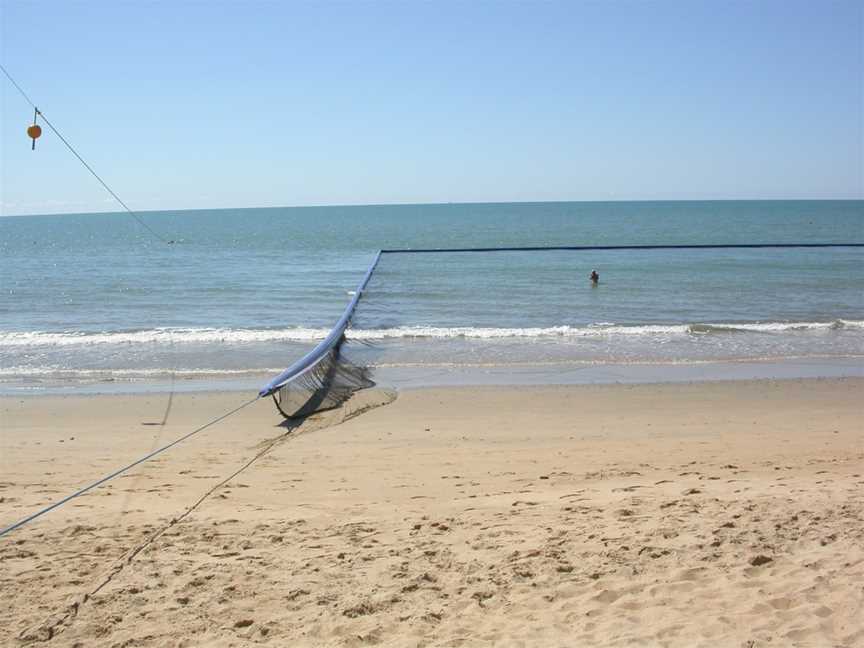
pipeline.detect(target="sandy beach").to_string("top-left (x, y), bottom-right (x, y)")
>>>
top-left (1, 378), bottom-right (862, 647)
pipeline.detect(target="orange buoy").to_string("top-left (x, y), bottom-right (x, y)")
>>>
top-left (27, 124), bottom-right (42, 139)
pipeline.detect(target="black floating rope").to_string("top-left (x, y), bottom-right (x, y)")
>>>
top-left (381, 243), bottom-right (864, 254)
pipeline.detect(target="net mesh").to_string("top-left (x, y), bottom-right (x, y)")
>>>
top-left (270, 337), bottom-right (375, 419)
top-left (261, 251), bottom-right (382, 420)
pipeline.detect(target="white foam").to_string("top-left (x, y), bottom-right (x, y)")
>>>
top-left (347, 320), bottom-right (864, 339)
top-left (0, 327), bottom-right (331, 347)
top-left (349, 325), bottom-right (692, 339)
top-left (0, 319), bottom-right (861, 347)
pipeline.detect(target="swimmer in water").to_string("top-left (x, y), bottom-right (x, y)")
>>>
top-left (589, 269), bottom-right (599, 285)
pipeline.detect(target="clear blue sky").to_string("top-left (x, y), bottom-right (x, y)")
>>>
top-left (1, 0), bottom-right (861, 216)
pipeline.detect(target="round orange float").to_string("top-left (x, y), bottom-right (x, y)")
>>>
top-left (27, 124), bottom-right (42, 139)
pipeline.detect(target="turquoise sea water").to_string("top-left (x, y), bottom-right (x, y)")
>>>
top-left (1, 201), bottom-right (862, 392)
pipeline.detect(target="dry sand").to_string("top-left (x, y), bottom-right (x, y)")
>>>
top-left (1, 378), bottom-right (862, 647)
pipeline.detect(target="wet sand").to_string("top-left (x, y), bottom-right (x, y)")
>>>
top-left (1, 378), bottom-right (862, 646)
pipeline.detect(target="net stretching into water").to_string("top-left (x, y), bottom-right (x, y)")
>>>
top-left (260, 243), bottom-right (863, 419)
top-left (258, 251), bottom-right (381, 419)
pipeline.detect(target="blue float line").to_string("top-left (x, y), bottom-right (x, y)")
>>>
top-left (259, 250), bottom-right (383, 397)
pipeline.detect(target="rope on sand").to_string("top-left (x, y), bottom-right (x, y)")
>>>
top-left (17, 417), bottom-right (302, 642)
top-left (0, 397), bottom-right (260, 539)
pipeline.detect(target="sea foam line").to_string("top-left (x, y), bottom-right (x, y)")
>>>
top-left (0, 320), bottom-right (862, 347)
top-left (3, 354), bottom-right (863, 380)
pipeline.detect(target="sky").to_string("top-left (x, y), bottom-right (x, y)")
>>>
top-left (0, 0), bottom-right (862, 216)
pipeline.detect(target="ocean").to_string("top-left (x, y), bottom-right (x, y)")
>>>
top-left (1, 200), bottom-right (862, 393)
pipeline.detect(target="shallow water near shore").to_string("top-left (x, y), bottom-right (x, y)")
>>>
top-left (3, 358), bottom-right (862, 397)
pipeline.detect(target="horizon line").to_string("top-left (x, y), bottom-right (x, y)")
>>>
top-left (2, 196), bottom-right (863, 219)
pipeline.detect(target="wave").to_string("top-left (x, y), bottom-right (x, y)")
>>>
top-left (1, 320), bottom-right (862, 347)
top-left (686, 320), bottom-right (862, 334)
top-left (352, 320), bottom-right (864, 339)
top-left (0, 327), bottom-right (331, 347)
